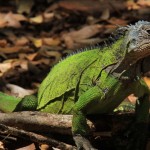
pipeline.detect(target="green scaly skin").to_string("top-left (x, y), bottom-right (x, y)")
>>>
top-left (0, 92), bottom-right (21, 112)
top-left (1, 21), bottom-right (150, 150)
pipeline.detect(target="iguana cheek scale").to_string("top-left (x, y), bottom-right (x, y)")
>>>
top-left (0, 21), bottom-right (150, 150)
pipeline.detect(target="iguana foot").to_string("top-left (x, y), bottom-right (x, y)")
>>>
top-left (73, 134), bottom-right (97, 150)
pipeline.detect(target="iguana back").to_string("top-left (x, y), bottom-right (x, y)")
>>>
top-left (37, 38), bottom-right (124, 113)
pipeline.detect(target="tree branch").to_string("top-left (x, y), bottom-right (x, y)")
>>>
top-left (0, 111), bottom-right (94, 135)
top-left (0, 124), bottom-right (76, 150)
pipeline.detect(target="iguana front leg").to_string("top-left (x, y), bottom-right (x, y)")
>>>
top-left (126, 94), bottom-right (150, 150)
top-left (72, 86), bottom-right (103, 150)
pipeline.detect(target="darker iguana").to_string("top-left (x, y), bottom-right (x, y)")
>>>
top-left (1, 21), bottom-right (150, 150)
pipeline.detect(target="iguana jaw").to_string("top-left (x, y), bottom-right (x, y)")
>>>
top-left (113, 44), bottom-right (150, 74)
top-left (127, 43), bottom-right (150, 65)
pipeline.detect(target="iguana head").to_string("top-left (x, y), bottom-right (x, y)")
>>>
top-left (114, 20), bottom-right (150, 72)
top-left (124, 21), bottom-right (150, 57)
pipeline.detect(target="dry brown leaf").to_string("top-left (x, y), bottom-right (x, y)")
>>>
top-left (40, 144), bottom-right (50, 150)
top-left (4, 30), bottom-right (17, 42)
top-left (10, 59), bottom-right (28, 70)
top-left (58, 0), bottom-right (103, 13)
top-left (6, 84), bottom-right (35, 98)
top-left (127, 94), bottom-right (137, 104)
top-left (102, 24), bottom-right (118, 34)
top-left (0, 141), bottom-right (4, 150)
top-left (72, 24), bottom-right (102, 41)
top-left (0, 13), bottom-right (26, 28)
top-left (12, 13), bottom-right (27, 22)
top-left (107, 18), bottom-right (128, 26)
top-left (16, 143), bottom-right (35, 150)
top-left (44, 50), bottom-right (61, 57)
top-left (1, 59), bottom-right (28, 73)
top-left (137, 0), bottom-right (150, 6)
top-left (31, 58), bottom-right (51, 65)
top-left (100, 8), bottom-right (110, 20)
top-left (126, 1), bottom-right (140, 10)
top-left (0, 14), bottom-right (7, 28)
top-left (16, 60), bottom-right (28, 70)
top-left (15, 37), bottom-right (29, 46)
top-left (43, 38), bottom-right (61, 46)
top-left (30, 14), bottom-right (43, 24)
top-left (61, 35), bottom-right (73, 49)
top-left (0, 45), bottom-right (32, 54)
top-left (76, 38), bottom-right (102, 45)
top-left (0, 59), bottom-right (28, 77)
top-left (43, 12), bottom-right (54, 22)
top-left (0, 39), bottom-right (7, 47)
top-left (17, 0), bottom-right (34, 14)
top-left (0, 46), bottom-right (21, 54)
top-left (0, 62), bottom-right (12, 76)
top-left (26, 53), bottom-right (38, 61)
top-left (62, 24), bottom-right (103, 49)
top-left (31, 38), bottom-right (43, 48)
top-left (4, 12), bottom-right (21, 28)
top-left (52, 148), bottom-right (61, 150)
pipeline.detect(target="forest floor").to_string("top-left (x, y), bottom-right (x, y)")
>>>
top-left (0, 0), bottom-right (150, 149)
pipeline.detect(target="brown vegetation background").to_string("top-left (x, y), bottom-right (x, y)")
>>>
top-left (0, 0), bottom-right (150, 149)
top-left (0, 0), bottom-right (150, 97)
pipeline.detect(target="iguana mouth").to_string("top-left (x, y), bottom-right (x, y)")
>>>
top-left (130, 43), bottom-right (150, 63)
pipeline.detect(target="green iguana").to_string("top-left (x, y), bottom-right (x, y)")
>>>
top-left (1, 21), bottom-right (150, 150)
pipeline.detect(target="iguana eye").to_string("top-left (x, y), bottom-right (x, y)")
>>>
top-left (146, 29), bottom-right (150, 34)
top-left (127, 39), bottom-right (137, 51)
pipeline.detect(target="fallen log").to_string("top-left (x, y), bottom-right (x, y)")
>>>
top-left (0, 111), bottom-right (149, 149)
top-left (0, 111), bottom-right (135, 135)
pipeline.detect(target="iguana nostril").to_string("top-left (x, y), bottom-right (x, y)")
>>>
top-left (131, 39), bottom-right (137, 44)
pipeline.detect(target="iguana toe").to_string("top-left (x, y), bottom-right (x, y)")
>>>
top-left (73, 134), bottom-right (98, 150)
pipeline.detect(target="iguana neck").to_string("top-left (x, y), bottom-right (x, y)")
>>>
top-left (112, 53), bottom-right (150, 75)
top-left (100, 38), bottom-right (148, 80)
top-left (101, 37), bottom-right (126, 63)
top-left (104, 39), bottom-right (149, 78)
top-left (111, 55), bottom-right (150, 81)
top-left (96, 37), bottom-right (129, 79)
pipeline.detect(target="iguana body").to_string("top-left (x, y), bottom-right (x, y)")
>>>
top-left (38, 38), bottom-right (126, 114)
top-left (1, 21), bottom-right (150, 150)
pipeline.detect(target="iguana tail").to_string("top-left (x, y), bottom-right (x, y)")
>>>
top-left (0, 92), bottom-right (21, 112)
top-left (0, 91), bottom-right (134, 113)
top-left (0, 92), bottom-right (37, 112)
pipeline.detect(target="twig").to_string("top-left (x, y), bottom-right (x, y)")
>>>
top-left (0, 124), bottom-right (76, 150)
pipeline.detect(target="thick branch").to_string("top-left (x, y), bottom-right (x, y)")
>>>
top-left (0, 111), bottom-right (134, 135)
top-left (0, 111), bottom-right (73, 135)
top-left (0, 111), bottom-right (137, 149)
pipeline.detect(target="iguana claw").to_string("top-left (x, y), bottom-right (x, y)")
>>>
top-left (73, 134), bottom-right (98, 150)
